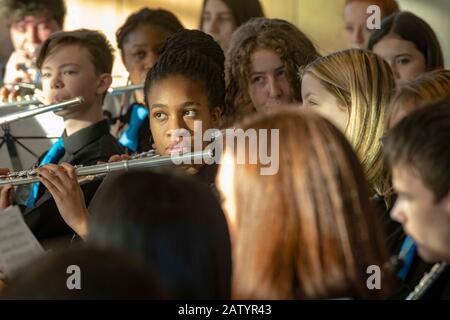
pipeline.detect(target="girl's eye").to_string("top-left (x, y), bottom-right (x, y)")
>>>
top-left (153, 112), bottom-right (167, 121)
top-left (134, 51), bottom-right (147, 60)
top-left (217, 16), bottom-right (233, 23)
top-left (252, 76), bottom-right (265, 84)
top-left (41, 72), bottom-right (51, 78)
top-left (307, 100), bottom-right (318, 107)
top-left (345, 25), bottom-right (354, 33)
top-left (397, 58), bottom-right (411, 65)
top-left (202, 14), bottom-right (211, 22)
top-left (276, 69), bottom-right (286, 78)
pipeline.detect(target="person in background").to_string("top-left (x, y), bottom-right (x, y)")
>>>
top-left (368, 11), bottom-right (444, 85)
top-left (199, 0), bottom-right (264, 52)
top-left (26, 169), bottom-right (232, 299)
top-left (109, 8), bottom-right (184, 153)
top-left (384, 97), bottom-right (450, 299)
top-left (381, 70), bottom-right (449, 299)
top-left (301, 49), bottom-right (394, 210)
top-left (0, 30), bottom-right (124, 246)
top-left (24, 29), bottom-right (227, 248)
top-left (387, 69), bottom-right (450, 129)
top-left (0, 0), bottom-right (65, 97)
top-left (225, 18), bottom-right (319, 122)
top-left (1, 247), bottom-right (168, 299)
top-left (343, 0), bottom-right (399, 49)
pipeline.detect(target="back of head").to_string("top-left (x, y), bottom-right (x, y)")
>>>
top-left (116, 7), bottom-right (184, 52)
top-left (0, 0), bottom-right (66, 27)
top-left (2, 247), bottom-right (167, 299)
top-left (200, 0), bottom-right (265, 28)
top-left (368, 11), bottom-right (444, 71)
top-left (87, 170), bottom-right (231, 299)
top-left (227, 109), bottom-right (390, 299)
top-left (144, 29), bottom-right (226, 116)
top-left (302, 49), bottom-right (394, 197)
top-left (225, 18), bottom-right (319, 121)
top-left (384, 96), bottom-right (450, 202)
top-left (36, 28), bottom-right (115, 75)
top-left (388, 69), bottom-right (450, 128)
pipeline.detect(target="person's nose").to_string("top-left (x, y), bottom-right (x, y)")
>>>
top-left (352, 27), bottom-right (365, 49)
top-left (390, 201), bottom-right (407, 225)
top-left (50, 72), bottom-right (64, 89)
top-left (267, 77), bottom-right (282, 98)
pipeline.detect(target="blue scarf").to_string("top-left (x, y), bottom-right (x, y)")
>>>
top-left (119, 103), bottom-right (149, 152)
top-left (25, 138), bottom-right (65, 207)
top-left (397, 235), bottom-right (417, 280)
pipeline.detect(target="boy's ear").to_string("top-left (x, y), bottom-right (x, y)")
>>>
top-left (95, 73), bottom-right (113, 96)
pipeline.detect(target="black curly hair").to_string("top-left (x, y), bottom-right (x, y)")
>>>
top-left (144, 30), bottom-right (226, 115)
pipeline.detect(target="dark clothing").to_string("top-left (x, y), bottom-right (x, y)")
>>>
top-left (196, 164), bottom-right (220, 201)
top-left (70, 162), bottom-right (220, 246)
top-left (23, 120), bottom-right (124, 244)
top-left (376, 194), bottom-right (450, 300)
top-left (389, 233), bottom-right (450, 300)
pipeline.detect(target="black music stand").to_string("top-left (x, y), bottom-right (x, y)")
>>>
top-left (0, 123), bottom-right (58, 171)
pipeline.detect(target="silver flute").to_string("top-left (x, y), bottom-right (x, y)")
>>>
top-left (107, 84), bottom-right (144, 96)
top-left (0, 96), bottom-right (43, 108)
top-left (0, 97), bottom-right (84, 126)
top-left (0, 149), bottom-right (213, 186)
top-left (0, 84), bottom-right (143, 108)
top-left (405, 262), bottom-right (448, 300)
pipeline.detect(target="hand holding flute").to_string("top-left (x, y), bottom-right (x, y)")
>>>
top-left (36, 163), bottom-right (89, 240)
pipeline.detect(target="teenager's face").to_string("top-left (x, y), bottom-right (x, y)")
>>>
top-left (391, 164), bottom-right (450, 263)
top-left (147, 74), bottom-right (221, 156)
top-left (122, 24), bottom-right (171, 85)
top-left (343, 1), bottom-right (372, 49)
top-left (10, 14), bottom-right (61, 56)
top-left (372, 35), bottom-right (427, 85)
top-left (202, 0), bottom-right (236, 51)
top-left (248, 49), bottom-right (294, 113)
top-left (301, 72), bottom-right (349, 132)
top-left (41, 45), bottom-right (110, 118)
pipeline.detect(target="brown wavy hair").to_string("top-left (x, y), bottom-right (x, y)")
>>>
top-left (224, 109), bottom-right (391, 299)
top-left (388, 69), bottom-right (450, 129)
top-left (225, 18), bottom-right (319, 123)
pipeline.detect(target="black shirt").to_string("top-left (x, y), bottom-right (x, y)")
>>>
top-left (23, 119), bottom-right (124, 245)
